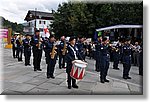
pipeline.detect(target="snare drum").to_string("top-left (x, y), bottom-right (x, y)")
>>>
top-left (70, 60), bottom-right (87, 80)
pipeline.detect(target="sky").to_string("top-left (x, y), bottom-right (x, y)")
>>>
top-left (0, 0), bottom-right (67, 24)
top-left (0, 0), bottom-right (142, 24)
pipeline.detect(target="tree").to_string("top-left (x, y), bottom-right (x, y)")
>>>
top-left (0, 16), bottom-right (24, 35)
top-left (51, 2), bottom-right (143, 38)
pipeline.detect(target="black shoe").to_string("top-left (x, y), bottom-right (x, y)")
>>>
top-left (59, 66), bottom-right (62, 69)
top-left (113, 68), bottom-right (120, 70)
top-left (105, 79), bottom-right (110, 82)
top-left (139, 74), bottom-right (143, 76)
top-left (18, 59), bottom-right (23, 62)
top-left (95, 70), bottom-right (100, 72)
top-left (68, 86), bottom-right (71, 89)
top-left (123, 76), bottom-right (128, 79)
top-left (47, 76), bottom-right (50, 79)
top-left (50, 76), bottom-right (55, 79)
top-left (127, 76), bottom-right (131, 79)
top-left (100, 80), bottom-right (105, 83)
top-left (72, 84), bottom-right (78, 88)
top-left (37, 69), bottom-right (42, 71)
top-left (25, 64), bottom-right (27, 66)
top-left (34, 69), bottom-right (37, 71)
top-left (28, 64), bottom-right (31, 66)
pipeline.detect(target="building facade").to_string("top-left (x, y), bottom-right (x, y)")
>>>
top-left (24, 10), bottom-right (54, 37)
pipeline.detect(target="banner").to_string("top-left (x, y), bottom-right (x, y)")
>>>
top-left (0, 29), bottom-right (8, 38)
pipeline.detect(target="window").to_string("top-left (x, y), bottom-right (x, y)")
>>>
top-left (39, 20), bottom-right (41, 24)
top-left (44, 21), bottom-right (46, 24)
top-left (39, 28), bottom-right (43, 32)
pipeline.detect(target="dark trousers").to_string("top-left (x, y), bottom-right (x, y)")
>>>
top-left (123, 63), bottom-right (131, 77)
top-left (89, 50), bottom-right (92, 59)
top-left (95, 52), bottom-right (101, 71)
top-left (133, 52), bottom-right (140, 66)
top-left (100, 58), bottom-right (109, 80)
top-left (16, 48), bottom-right (19, 58)
top-left (25, 55), bottom-right (31, 65)
top-left (67, 73), bottom-right (76, 87)
top-left (113, 60), bottom-right (119, 69)
top-left (24, 50), bottom-right (31, 65)
top-left (47, 58), bottom-right (56, 77)
top-left (93, 51), bottom-right (96, 60)
top-left (113, 53), bottom-right (120, 69)
top-left (59, 54), bottom-right (65, 68)
top-left (139, 65), bottom-right (143, 76)
top-left (12, 46), bottom-right (17, 58)
top-left (95, 58), bottom-right (101, 71)
top-left (139, 53), bottom-right (143, 75)
top-left (17, 49), bottom-right (23, 61)
top-left (33, 49), bottom-right (42, 70)
top-left (81, 52), bottom-right (86, 61)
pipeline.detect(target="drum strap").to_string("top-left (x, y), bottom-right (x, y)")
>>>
top-left (69, 45), bottom-right (78, 60)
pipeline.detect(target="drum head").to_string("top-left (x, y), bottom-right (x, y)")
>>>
top-left (74, 60), bottom-right (87, 65)
top-left (74, 63), bottom-right (87, 68)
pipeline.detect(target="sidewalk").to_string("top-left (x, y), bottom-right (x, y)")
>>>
top-left (1, 49), bottom-right (142, 95)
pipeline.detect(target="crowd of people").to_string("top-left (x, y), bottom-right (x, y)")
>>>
top-left (11, 30), bottom-right (143, 89)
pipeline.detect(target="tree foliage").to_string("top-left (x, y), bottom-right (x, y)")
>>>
top-left (0, 16), bottom-right (24, 35)
top-left (51, 2), bottom-right (143, 38)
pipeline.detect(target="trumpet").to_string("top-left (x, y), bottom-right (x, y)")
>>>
top-left (111, 45), bottom-right (119, 52)
top-left (115, 48), bottom-right (119, 52)
top-left (130, 44), bottom-right (136, 50)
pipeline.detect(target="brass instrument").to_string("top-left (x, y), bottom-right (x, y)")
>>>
top-left (28, 39), bottom-right (31, 47)
top-left (14, 38), bottom-right (17, 47)
top-left (113, 46), bottom-right (119, 52)
top-left (19, 37), bottom-right (23, 45)
top-left (115, 48), bottom-right (119, 52)
top-left (38, 36), bottom-right (42, 49)
top-left (62, 41), bottom-right (67, 55)
top-left (50, 43), bottom-right (57, 59)
top-left (130, 44), bottom-right (136, 49)
top-left (110, 44), bottom-right (119, 52)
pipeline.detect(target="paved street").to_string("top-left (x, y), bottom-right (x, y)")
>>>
top-left (0, 48), bottom-right (143, 95)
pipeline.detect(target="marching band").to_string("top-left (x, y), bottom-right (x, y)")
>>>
top-left (11, 30), bottom-right (143, 89)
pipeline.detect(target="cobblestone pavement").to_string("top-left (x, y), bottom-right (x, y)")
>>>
top-left (0, 49), bottom-right (143, 95)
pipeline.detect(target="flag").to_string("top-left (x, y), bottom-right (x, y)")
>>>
top-left (44, 26), bottom-right (50, 38)
top-left (98, 31), bottom-right (102, 37)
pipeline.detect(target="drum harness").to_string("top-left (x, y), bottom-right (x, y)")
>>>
top-left (69, 45), bottom-right (78, 60)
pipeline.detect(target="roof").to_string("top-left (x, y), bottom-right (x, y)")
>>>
top-left (24, 10), bottom-right (54, 21)
top-left (96, 25), bottom-right (143, 32)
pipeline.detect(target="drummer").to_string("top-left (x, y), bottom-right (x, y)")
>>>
top-left (66, 36), bottom-right (83, 89)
